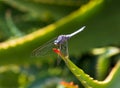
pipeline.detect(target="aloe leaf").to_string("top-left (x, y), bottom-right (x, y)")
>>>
top-left (53, 46), bottom-right (120, 88)
top-left (95, 47), bottom-right (120, 80)
top-left (0, 0), bottom-right (104, 64)
top-left (5, 10), bottom-right (23, 37)
top-left (3, 0), bottom-right (81, 21)
top-left (105, 60), bottom-right (120, 88)
top-left (61, 52), bottom-right (120, 88)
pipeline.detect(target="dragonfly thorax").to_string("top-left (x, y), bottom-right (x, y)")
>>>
top-left (54, 35), bottom-right (70, 45)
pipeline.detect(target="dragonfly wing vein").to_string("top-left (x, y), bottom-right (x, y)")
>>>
top-left (31, 37), bottom-right (56, 57)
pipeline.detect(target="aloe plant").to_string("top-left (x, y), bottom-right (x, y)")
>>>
top-left (0, 0), bottom-right (120, 88)
top-left (53, 47), bottom-right (120, 88)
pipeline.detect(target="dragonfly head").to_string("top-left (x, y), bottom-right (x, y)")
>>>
top-left (54, 35), bottom-right (63, 45)
top-left (54, 35), bottom-right (70, 46)
top-left (54, 40), bottom-right (59, 45)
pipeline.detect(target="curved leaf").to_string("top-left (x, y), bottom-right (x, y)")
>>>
top-left (0, 0), bottom-right (104, 64)
top-left (60, 50), bottom-right (120, 88)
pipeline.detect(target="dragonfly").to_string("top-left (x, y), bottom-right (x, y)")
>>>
top-left (32, 26), bottom-right (86, 60)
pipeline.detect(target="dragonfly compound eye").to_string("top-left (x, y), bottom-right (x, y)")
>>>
top-left (54, 40), bottom-right (59, 45)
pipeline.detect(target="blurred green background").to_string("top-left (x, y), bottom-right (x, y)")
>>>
top-left (0, 0), bottom-right (120, 88)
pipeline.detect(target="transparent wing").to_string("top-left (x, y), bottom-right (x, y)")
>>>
top-left (31, 37), bottom-right (57, 57)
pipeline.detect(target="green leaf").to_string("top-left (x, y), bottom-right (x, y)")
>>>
top-left (95, 47), bottom-right (120, 80)
top-left (61, 52), bottom-right (120, 88)
top-left (0, 0), bottom-right (104, 64)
